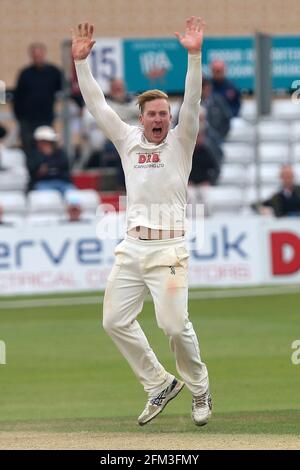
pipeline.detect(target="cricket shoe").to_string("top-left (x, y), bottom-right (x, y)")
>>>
top-left (191, 389), bottom-right (212, 426)
top-left (138, 378), bottom-right (185, 426)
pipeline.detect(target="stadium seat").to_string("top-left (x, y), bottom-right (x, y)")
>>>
top-left (218, 164), bottom-right (248, 187)
top-left (27, 190), bottom-right (64, 214)
top-left (292, 143), bottom-right (300, 162)
top-left (71, 170), bottom-right (102, 190)
top-left (0, 191), bottom-right (27, 215)
top-left (65, 189), bottom-right (101, 215)
top-left (100, 192), bottom-right (124, 211)
top-left (290, 121), bottom-right (300, 142)
top-left (293, 165), bottom-right (300, 183)
top-left (3, 148), bottom-right (26, 167)
top-left (257, 121), bottom-right (290, 142)
top-left (203, 187), bottom-right (244, 216)
top-left (222, 143), bottom-right (255, 165)
top-left (0, 148), bottom-right (29, 191)
top-left (258, 143), bottom-right (291, 164)
top-left (240, 99), bottom-right (256, 121)
top-left (226, 118), bottom-right (256, 143)
top-left (1, 214), bottom-right (25, 227)
top-left (272, 99), bottom-right (300, 120)
top-left (248, 163), bottom-right (282, 186)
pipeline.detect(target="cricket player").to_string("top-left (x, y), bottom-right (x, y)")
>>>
top-left (72, 17), bottom-right (211, 426)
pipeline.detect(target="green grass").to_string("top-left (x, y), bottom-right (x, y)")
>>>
top-left (1, 290), bottom-right (300, 434)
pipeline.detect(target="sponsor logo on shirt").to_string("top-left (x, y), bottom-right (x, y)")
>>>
top-left (134, 152), bottom-right (164, 169)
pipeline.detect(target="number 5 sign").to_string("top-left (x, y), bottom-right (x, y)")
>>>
top-left (88, 38), bottom-right (124, 94)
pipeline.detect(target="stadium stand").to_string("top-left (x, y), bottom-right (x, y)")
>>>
top-left (202, 187), bottom-right (244, 216)
top-left (226, 117), bottom-right (256, 143)
top-left (292, 143), bottom-right (300, 163)
top-left (257, 120), bottom-right (291, 143)
top-left (291, 122), bottom-right (300, 142)
top-left (272, 99), bottom-right (300, 120)
top-left (247, 163), bottom-right (282, 186)
top-left (0, 191), bottom-right (27, 215)
top-left (27, 190), bottom-right (64, 215)
top-left (0, 191), bottom-right (26, 226)
top-left (239, 99), bottom-right (257, 121)
top-left (1, 94), bottom-right (300, 219)
top-left (218, 164), bottom-right (247, 187)
top-left (0, 147), bottom-right (29, 191)
top-left (65, 189), bottom-right (100, 216)
top-left (222, 142), bottom-right (255, 165)
top-left (258, 142), bottom-right (290, 164)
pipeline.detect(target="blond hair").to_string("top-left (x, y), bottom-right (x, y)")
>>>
top-left (137, 89), bottom-right (169, 114)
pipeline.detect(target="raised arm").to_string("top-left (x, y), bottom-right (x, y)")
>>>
top-left (174, 17), bottom-right (205, 144)
top-left (72, 23), bottom-right (130, 142)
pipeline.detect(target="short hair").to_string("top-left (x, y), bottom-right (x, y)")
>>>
top-left (29, 42), bottom-right (46, 53)
top-left (137, 89), bottom-right (169, 114)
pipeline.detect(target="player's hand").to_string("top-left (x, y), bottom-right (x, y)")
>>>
top-left (175, 17), bottom-right (205, 54)
top-left (71, 23), bottom-right (96, 61)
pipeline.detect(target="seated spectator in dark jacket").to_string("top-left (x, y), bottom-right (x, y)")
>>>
top-left (210, 60), bottom-right (241, 118)
top-left (256, 165), bottom-right (300, 217)
top-left (201, 77), bottom-right (231, 141)
top-left (27, 126), bottom-right (75, 195)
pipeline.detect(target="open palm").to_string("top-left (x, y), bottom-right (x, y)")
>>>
top-left (175, 17), bottom-right (205, 53)
top-left (71, 23), bottom-right (96, 61)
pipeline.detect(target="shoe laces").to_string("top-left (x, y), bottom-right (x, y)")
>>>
top-left (193, 392), bottom-right (210, 409)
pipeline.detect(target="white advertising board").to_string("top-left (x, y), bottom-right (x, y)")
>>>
top-left (0, 215), bottom-right (265, 295)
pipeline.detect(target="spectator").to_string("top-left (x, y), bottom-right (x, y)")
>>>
top-left (80, 78), bottom-right (137, 189)
top-left (0, 123), bottom-right (29, 191)
top-left (189, 140), bottom-right (220, 187)
top-left (13, 42), bottom-right (62, 153)
top-left (256, 165), bottom-right (300, 217)
top-left (201, 77), bottom-right (231, 141)
top-left (210, 60), bottom-right (241, 117)
top-left (81, 77), bottom-right (137, 164)
top-left (106, 78), bottom-right (138, 124)
top-left (189, 113), bottom-right (221, 186)
top-left (60, 193), bottom-right (91, 224)
top-left (27, 126), bottom-right (75, 195)
top-left (188, 109), bottom-right (221, 214)
top-left (0, 204), bottom-right (14, 227)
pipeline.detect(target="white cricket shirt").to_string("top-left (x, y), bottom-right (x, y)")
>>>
top-left (75, 53), bottom-right (202, 231)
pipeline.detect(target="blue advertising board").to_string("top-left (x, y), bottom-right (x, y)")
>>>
top-left (124, 38), bottom-right (187, 93)
top-left (272, 36), bottom-right (300, 89)
top-left (202, 37), bottom-right (254, 91)
top-left (93, 35), bottom-right (300, 94)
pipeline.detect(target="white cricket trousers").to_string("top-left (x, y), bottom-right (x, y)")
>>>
top-left (103, 235), bottom-right (209, 397)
